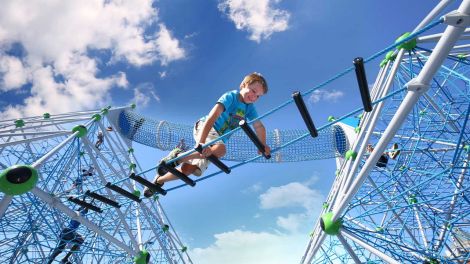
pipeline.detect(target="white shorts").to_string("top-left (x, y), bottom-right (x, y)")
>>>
top-left (184, 121), bottom-right (224, 176)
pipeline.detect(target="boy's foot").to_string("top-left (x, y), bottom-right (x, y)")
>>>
top-left (390, 143), bottom-right (401, 159)
top-left (157, 141), bottom-right (187, 176)
top-left (143, 179), bottom-right (164, 198)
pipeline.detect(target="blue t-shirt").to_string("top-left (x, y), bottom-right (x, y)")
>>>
top-left (202, 90), bottom-right (258, 139)
top-left (67, 208), bottom-right (88, 231)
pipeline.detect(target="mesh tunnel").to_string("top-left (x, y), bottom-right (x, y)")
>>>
top-left (111, 109), bottom-right (350, 163)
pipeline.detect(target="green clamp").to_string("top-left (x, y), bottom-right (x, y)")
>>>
top-left (162, 224), bottom-right (170, 232)
top-left (345, 150), bottom-right (357, 161)
top-left (0, 165), bottom-right (39, 196)
top-left (408, 194), bottom-right (418, 205)
top-left (72, 125), bottom-right (87, 138)
top-left (132, 189), bottom-right (141, 198)
top-left (133, 249), bottom-right (150, 264)
top-left (395, 32), bottom-right (417, 51)
top-left (92, 114), bottom-right (101, 122)
top-left (15, 119), bottom-right (25, 128)
top-left (320, 212), bottom-right (342, 235)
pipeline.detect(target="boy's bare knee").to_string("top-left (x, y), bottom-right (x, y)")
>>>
top-left (211, 144), bottom-right (226, 157)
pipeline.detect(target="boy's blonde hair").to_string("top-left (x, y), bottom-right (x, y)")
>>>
top-left (240, 72), bottom-right (268, 94)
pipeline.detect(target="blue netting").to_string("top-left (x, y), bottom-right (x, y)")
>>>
top-left (117, 110), bottom-right (349, 163)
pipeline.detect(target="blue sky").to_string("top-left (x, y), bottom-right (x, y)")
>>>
top-left (0, 0), bottom-right (451, 263)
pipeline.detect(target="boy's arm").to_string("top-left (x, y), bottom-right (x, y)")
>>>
top-left (253, 120), bottom-right (271, 156)
top-left (197, 103), bottom-right (224, 156)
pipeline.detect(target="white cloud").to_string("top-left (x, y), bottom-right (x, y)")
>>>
top-left (131, 82), bottom-right (160, 108)
top-left (242, 182), bottom-right (262, 194)
top-left (259, 182), bottom-right (323, 213)
top-left (0, 0), bottom-right (185, 118)
top-left (190, 180), bottom-right (324, 263)
top-left (0, 55), bottom-right (28, 91)
top-left (259, 180), bottom-right (324, 233)
top-left (218, 0), bottom-right (290, 42)
top-left (156, 24), bottom-right (186, 65)
top-left (309, 89), bottom-right (344, 104)
top-left (190, 230), bottom-right (308, 264)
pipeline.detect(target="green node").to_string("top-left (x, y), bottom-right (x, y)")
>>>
top-left (322, 202), bottom-right (329, 209)
top-left (128, 148), bottom-right (134, 153)
top-left (327, 116), bottom-right (336, 122)
top-left (72, 125), bottom-right (87, 138)
top-left (309, 231), bottom-right (314, 237)
top-left (419, 110), bottom-right (427, 116)
top-left (133, 189), bottom-right (141, 198)
top-left (463, 145), bottom-right (470, 153)
top-left (385, 50), bottom-right (396, 61)
top-left (101, 108), bottom-right (109, 115)
top-left (79, 151), bottom-right (85, 156)
top-left (43, 113), bottom-right (50, 119)
top-left (375, 226), bottom-right (384, 233)
top-left (162, 224), bottom-right (170, 232)
top-left (92, 114), bottom-right (101, 122)
top-left (354, 126), bottom-right (361, 133)
top-left (153, 195), bottom-right (159, 201)
top-left (131, 103), bottom-right (137, 109)
top-left (424, 258), bottom-right (439, 264)
top-left (320, 212), bottom-right (342, 235)
top-left (345, 150), bottom-right (357, 160)
top-left (408, 194), bottom-right (418, 205)
top-left (133, 249), bottom-right (150, 264)
top-left (129, 163), bottom-right (136, 169)
top-left (15, 119), bottom-right (25, 128)
top-left (335, 169), bottom-right (340, 176)
top-left (380, 59), bottom-right (387, 68)
top-left (181, 246), bottom-right (187, 253)
top-left (395, 32), bottom-right (417, 51)
top-left (0, 165), bottom-right (38, 196)
top-left (457, 53), bottom-right (466, 60)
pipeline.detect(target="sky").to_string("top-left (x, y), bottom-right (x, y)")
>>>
top-left (0, 0), bottom-right (454, 263)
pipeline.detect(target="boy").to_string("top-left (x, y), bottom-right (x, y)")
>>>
top-left (144, 72), bottom-right (271, 197)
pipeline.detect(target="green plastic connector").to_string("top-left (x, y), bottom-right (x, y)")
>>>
top-left (133, 249), bottom-right (150, 264)
top-left (395, 32), bottom-right (417, 51)
top-left (327, 116), bottom-right (336, 122)
top-left (128, 148), bottom-right (134, 153)
top-left (354, 126), bottom-right (361, 133)
top-left (345, 150), bottom-right (357, 161)
top-left (320, 212), bottom-right (342, 235)
top-left (43, 113), bottom-right (50, 119)
top-left (0, 165), bottom-right (39, 196)
top-left (380, 59), bottom-right (388, 68)
top-left (457, 53), bottom-right (466, 61)
top-left (92, 114), bottom-right (101, 122)
top-left (162, 224), bottom-right (170, 232)
top-left (375, 226), bottom-right (384, 233)
top-left (385, 50), bottom-right (396, 61)
top-left (133, 189), bottom-right (141, 198)
top-left (463, 145), bottom-right (470, 153)
top-left (101, 108), bottom-right (109, 115)
top-left (322, 202), bottom-right (329, 209)
top-left (131, 103), bottom-right (136, 109)
top-left (408, 194), bottom-right (418, 205)
top-left (129, 163), bottom-right (136, 169)
top-left (15, 119), bottom-right (25, 128)
top-left (72, 125), bottom-right (87, 138)
top-left (181, 246), bottom-right (187, 253)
